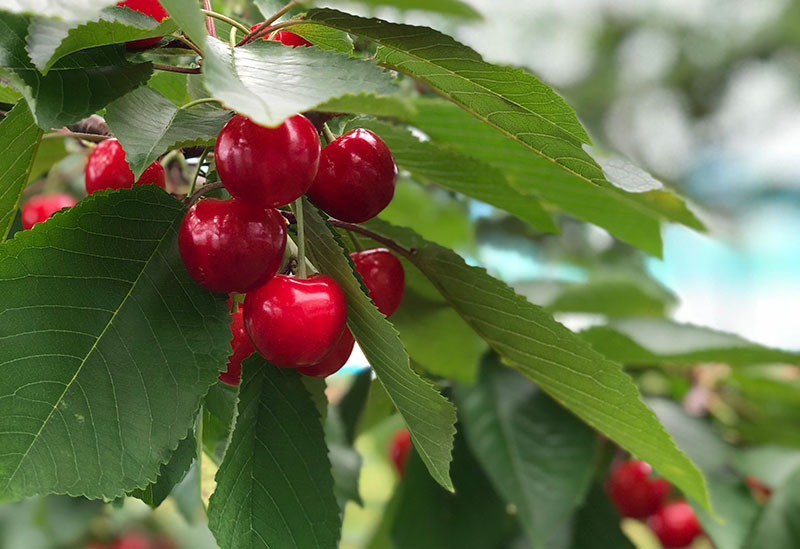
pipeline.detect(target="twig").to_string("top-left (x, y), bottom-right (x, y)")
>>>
top-left (238, 0), bottom-right (299, 47)
top-left (292, 198), bottom-right (307, 278)
top-left (153, 64), bottom-right (201, 74)
top-left (202, 0), bottom-right (216, 38)
top-left (43, 131), bottom-right (109, 142)
top-left (184, 182), bottom-right (224, 206)
top-left (186, 147), bottom-right (212, 198)
top-left (200, 9), bottom-right (251, 35)
top-left (170, 33), bottom-right (203, 56)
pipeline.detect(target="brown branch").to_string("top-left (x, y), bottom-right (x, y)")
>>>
top-left (153, 64), bottom-right (201, 74)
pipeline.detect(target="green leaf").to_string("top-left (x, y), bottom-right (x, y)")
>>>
top-left (105, 86), bottom-right (232, 178)
top-left (356, 375), bottom-right (395, 437)
top-left (456, 355), bottom-right (597, 547)
top-left (570, 483), bottom-right (635, 549)
top-left (1, 0), bottom-right (116, 24)
top-left (0, 13), bottom-right (152, 129)
top-left (0, 185), bottom-right (231, 501)
top-left (337, 368), bottom-right (373, 446)
top-left (315, 93), bottom-right (415, 119)
top-left (27, 137), bottom-right (67, 184)
top-left (747, 466), bottom-right (800, 549)
top-left (406, 99), bottom-right (703, 256)
top-left (360, 219), bottom-right (712, 511)
top-left (0, 101), bottom-right (42, 240)
top-left (732, 447), bottom-right (800, 491)
top-left (0, 84), bottom-right (22, 103)
top-left (580, 319), bottom-right (800, 367)
top-left (159, 0), bottom-right (207, 47)
top-left (325, 0), bottom-right (482, 19)
top-left (287, 23), bottom-right (353, 53)
top-left (147, 71), bottom-right (193, 106)
top-left (302, 200), bottom-right (457, 491)
top-left (207, 357), bottom-right (340, 549)
top-left (26, 8), bottom-right (179, 73)
top-left (202, 37), bottom-right (395, 127)
top-left (343, 118), bottom-right (558, 233)
top-left (129, 430), bottom-right (195, 508)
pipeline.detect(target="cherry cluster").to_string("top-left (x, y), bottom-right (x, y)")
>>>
top-left (608, 460), bottom-right (703, 548)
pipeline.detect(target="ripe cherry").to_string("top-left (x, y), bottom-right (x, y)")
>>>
top-left (112, 532), bottom-right (151, 549)
top-left (117, 0), bottom-right (169, 49)
top-left (244, 274), bottom-right (347, 368)
top-left (307, 128), bottom-right (397, 223)
top-left (298, 328), bottom-right (355, 378)
top-left (389, 429), bottom-right (412, 477)
top-left (85, 139), bottom-right (165, 195)
top-left (178, 199), bottom-right (286, 294)
top-left (647, 500), bottom-right (702, 548)
top-left (21, 193), bottom-right (76, 229)
top-left (250, 24), bottom-right (312, 47)
top-left (350, 248), bottom-right (404, 317)
top-left (607, 459), bottom-right (671, 518)
top-left (215, 114), bottom-right (320, 209)
top-left (219, 306), bottom-right (255, 386)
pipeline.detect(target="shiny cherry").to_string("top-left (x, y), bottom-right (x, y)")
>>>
top-left (250, 24), bottom-right (312, 47)
top-left (112, 532), bottom-right (151, 549)
top-left (244, 274), bottom-right (347, 368)
top-left (299, 328), bottom-right (354, 378)
top-left (647, 500), bottom-right (702, 548)
top-left (350, 248), bottom-right (404, 317)
top-left (219, 307), bottom-right (255, 386)
top-left (178, 199), bottom-right (286, 293)
top-left (85, 139), bottom-right (165, 195)
top-left (117, 0), bottom-right (169, 49)
top-left (607, 459), bottom-right (671, 518)
top-left (307, 128), bottom-right (397, 223)
top-left (215, 114), bottom-right (320, 209)
top-left (21, 193), bottom-right (76, 229)
top-left (389, 429), bottom-right (412, 476)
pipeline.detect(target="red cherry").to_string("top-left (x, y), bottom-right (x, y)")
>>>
top-left (350, 248), bottom-right (404, 317)
top-left (219, 307), bottom-right (255, 386)
top-left (307, 128), bottom-right (397, 223)
top-left (21, 193), bottom-right (76, 229)
top-left (389, 429), bottom-right (412, 476)
top-left (178, 199), bottom-right (286, 294)
top-left (249, 24), bottom-right (312, 47)
top-left (85, 139), bottom-right (165, 195)
top-left (647, 500), bottom-right (702, 548)
top-left (299, 328), bottom-right (355, 378)
top-left (117, 0), bottom-right (169, 49)
top-left (607, 460), bottom-right (671, 518)
top-left (113, 532), bottom-right (152, 549)
top-left (215, 114), bottom-right (320, 209)
top-left (244, 274), bottom-right (347, 368)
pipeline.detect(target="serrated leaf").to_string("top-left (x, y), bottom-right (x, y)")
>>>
top-left (207, 357), bottom-right (340, 549)
top-left (288, 23), bottom-right (353, 53)
top-left (302, 199), bottom-right (457, 491)
top-left (406, 99), bottom-right (704, 256)
top-left (202, 36), bottom-right (395, 127)
top-left (580, 318), bottom-right (800, 367)
top-left (0, 0), bottom-right (115, 24)
top-left (130, 430), bottom-right (195, 508)
top-left (570, 483), bottom-right (635, 549)
top-left (27, 8), bottom-right (179, 73)
top-left (326, 0), bottom-right (481, 19)
top-left (105, 86), bottom-right (232, 178)
top-left (359, 219), bottom-right (712, 511)
top-left (315, 93), bottom-right (415, 119)
top-left (0, 101), bottom-right (42, 239)
top-left (159, 0), bottom-right (206, 47)
top-left (0, 13), bottom-right (152, 129)
top-left (0, 185), bottom-right (230, 501)
top-left (343, 118), bottom-right (558, 232)
top-left (456, 355), bottom-right (597, 548)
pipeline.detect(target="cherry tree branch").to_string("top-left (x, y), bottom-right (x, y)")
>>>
top-left (153, 64), bottom-right (201, 74)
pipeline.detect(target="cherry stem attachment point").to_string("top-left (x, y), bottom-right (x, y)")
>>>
top-left (292, 198), bottom-right (307, 279)
top-left (239, 0), bottom-right (299, 46)
top-left (187, 146), bottom-right (212, 198)
top-left (170, 33), bottom-right (203, 56)
top-left (184, 181), bottom-right (224, 206)
top-left (153, 63), bottom-right (201, 74)
top-left (322, 123), bottom-right (337, 144)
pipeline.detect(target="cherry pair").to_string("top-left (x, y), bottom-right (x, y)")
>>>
top-left (608, 460), bottom-right (702, 548)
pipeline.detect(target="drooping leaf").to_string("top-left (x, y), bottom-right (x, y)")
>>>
top-left (337, 368), bottom-right (373, 446)
top-left (0, 84), bottom-right (22, 103)
top-left (359, 219), bottom-right (712, 511)
top-left (456, 355), bottom-right (597, 547)
top-left (130, 430), bottom-right (195, 508)
top-left (26, 137), bottom-right (67, 184)
top-left (105, 86), bottom-right (232, 178)
top-left (0, 13), bottom-right (152, 129)
top-left (747, 466), bottom-right (800, 549)
top-left (302, 200), bottom-right (457, 491)
top-left (324, 0), bottom-right (482, 19)
top-left (26, 8), bottom-right (179, 73)
top-left (570, 483), bottom-right (635, 549)
top-left (207, 357), bottom-right (340, 549)
top-left (343, 118), bottom-right (558, 233)
top-left (0, 185), bottom-right (231, 502)
top-left (159, 0), bottom-right (207, 47)
top-left (580, 319), bottom-right (800, 367)
top-left (0, 101), bottom-right (42, 239)
top-left (202, 37), bottom-right (395, 127)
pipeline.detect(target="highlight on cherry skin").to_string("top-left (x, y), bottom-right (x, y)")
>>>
top-left (389, 429), bottom-right (412, 477)
top-left (21, 193), bottom-right (77, 229)
top-left (350, 248), bottom-right (405, 317)
top-left (116, 0), bottom-right (169, 49)
top-left (178, 198), bottom-right (287, 294)
top-left (85, 139), bottom-right (165, 195)
top-left (607, 459), bottom-right (671, 519)
top-left (243, 274), bottom-right (348, 369)
top-left (214, 114), bottom-right (320, 209)
top-left (307, 128), bottom-right (398, 223)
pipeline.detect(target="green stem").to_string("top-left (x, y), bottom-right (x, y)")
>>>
top-left (200, 9), bottom-right (251, 35)
top-left (179, 97), bottom-right (224, 110)
top-left (347, 230), bottom-right (363, 252)
top-left (229, 26), bottom-right (237, 47)
top-left (42, 131), bottom-right (108, 142)
top-left (237, 17), bottom-right (304, 47)
top-left (293, 198), bottom-right (307, 279)
top-left (170, 33), bottom-right (203, 56)
top-left (239, 0), bottom-right (299, 46)
top-left (322, 123), bottom-right (337, 144)
top-left (153, 63), bottom-right (201, 74)
top-left (187, 147), bottom-right (212, 198)
top-left (196, 406), bottom-right (204, 504)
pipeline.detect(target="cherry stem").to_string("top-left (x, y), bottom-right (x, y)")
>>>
top-left (184, 181), bottom-right (224, 206)
top-left (322, 123), bottom-right (337, 144)
top-left (199, 9), bottom-right (251, 35)
top-left (187, 147), bottom-right (212, 198)
top-left (170, 33), bottom-right (203, 56)
top-left (153, 63), bottom-right (201, 74)
top-left (201, 0), bottom-right (216, 38)
top-left (179, 97), bottom-right (224, 110)
top-left (42, 131), bottom-right (109, 142)
top-left (346, 230), bottom-right (363, 252)
top-left (237, 18), bottom-right (303, 47)
top-left (292, 198), bottom-right (308, 279)
top-left (238, 0), bottom-right (299, 46)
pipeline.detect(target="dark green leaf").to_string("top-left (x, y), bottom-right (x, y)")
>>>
top-left (130, 430), bottom-right (195, 508)
top-left (105, 86), bottom-right (232, 178)
top-left (570, 483), bottom-right (635, 549)
top-left (338, 368), bottom-right (373, 446)
top-left (207, 357), bottom-right (340, 549)
top-left (0, 101), bottom-right (42, 239)
top-left (456, 355), bottom-right (597, 547)
top-left (303, 200), bottom-right (457, 491)
top-left (202, 37), bottom-right (395, 127)
top-left (202, 381), bottom-right (238, 464)
top-left (0, 185), bottom-right (230, 501)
